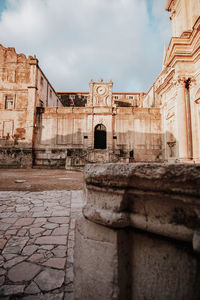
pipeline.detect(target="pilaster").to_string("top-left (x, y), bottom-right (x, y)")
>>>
top-left (175, 77), bottom-right (188, 160)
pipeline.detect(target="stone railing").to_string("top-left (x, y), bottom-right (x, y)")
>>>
top-left (74, 163), bottom-right (200, 300)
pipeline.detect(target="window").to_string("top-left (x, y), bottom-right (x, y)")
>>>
top-left (114, 96), bottom-right (119, 100)
top-left (94, 124), bottom-right (107, 149)
top-left (130, 150), bottom-right (134, 158)
top-left (50, 90), bottom-right (52, 98)
top-left (129, 96), bottom-right (134, 100)
top-left (5, 96), bottom-right (14, 109)
top-left (40, 76), bottom-right (44, 86)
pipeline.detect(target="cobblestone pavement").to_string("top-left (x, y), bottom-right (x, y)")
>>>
top-left (0, 190), bottom-right (84, 299)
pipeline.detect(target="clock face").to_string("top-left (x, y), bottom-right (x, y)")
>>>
top-left (97, 86), bottom-right (106, 95)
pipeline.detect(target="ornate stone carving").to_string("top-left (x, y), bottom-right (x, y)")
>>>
top-left (88, 80), bottom-right (113, 107)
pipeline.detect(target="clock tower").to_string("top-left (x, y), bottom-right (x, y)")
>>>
top-left (87, 79), bottom-right (113, 107)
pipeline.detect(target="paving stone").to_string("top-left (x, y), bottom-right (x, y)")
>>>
top-left (37, 249), bottom-right (53, 258)
top-left (30, 228), bottom-right (45, 235)
top-left (25, 281), bottom-right (41, 294)
top-left (52, 227), bottom-right (69, 236)
top-left (67, 239), bottom-right (75, 249)
top-left (4, 255), bottom-right (27, 269)
top-left (0, 239), bottom-right (7, 250)
top-left (34, 269), bottom-right (65, 291)
top-left (35, 236), bottom-right (67, 245)
top-left (0, 268), bottom-right (6, 275)
top-left (32, 206), bottom-right (46, 212)
top-left (17, 229), bottom-right (28, 236)
top-left (5, 229), bottom-right (17, 235)
top-left (34, 218), bottom-right (46, 224)
top-left (3, 237), bottom-right (28, 254)
top-left (28, 253), bottom-right (44, 263)
top-left (43, 230), bottom-right (52, 236)
top-left (3, 253), bottom-right (17, 260)
top-left (65, 282), bottom-right (74, 292)
top-left (0, 284), bottom-right (25, 296)
top-left (67, 248), bottom-right (74, 263)
top-left (43, 292), bottom-right (64, 299)
top-left (0, 255), bottom-right (4, 266)
top-left (1, 218), bottom-right (17, 224)
top-left (42, 223), bottom-right (58, 230)
top-left (8, 262), bottom-right (41, 282)
top-left (39, 245), bottom-right (54, 251)
top-left (22, 245), bottom-right (38, 256)
top-left (48, 217), bottom-right (69, 224)
top-left (3, 246), bottom-right (20, 255)
top-left (64, 292), bottom-right (74, 300)
top-left (42, 258), bottom-right (66, 269)
top-left (0, 223), bottom-right (12, 231)
top-left (32, 212), bottom-right (51, 218)
top-left (0, 275), bottom-right (5, 286)
top-left (22, 296), bottom-right (43, 300)
top-left (0, 190), bottom-right (84, 299)
top-left (51, 211), bottom-right (70, 217)
top-left (16, 206), bottom-right (30, 212)
top-left (65, 267), bottom-right (74, 284)
top-left (52, 246), bottom-right (67, 258)
top-left (14, 218), bottom-right (34, 227)
top-left (27, 238), bottom-right (36, 245)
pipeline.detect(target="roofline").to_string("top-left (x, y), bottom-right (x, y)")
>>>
top-left (113, 92), bottom-right (145, 95)
top-left (57, 92), bottom-right (145, 95)
top-left (57, 92), bottom-right (89, 94)
top-left (38, 66), bottom-right (58, 97)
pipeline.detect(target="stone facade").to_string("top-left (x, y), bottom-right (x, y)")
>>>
top-left (144, 0), bottom-right (200, 163)
top-left (0, 0), bottom-right (200, 168)
top-left (34, 81), bottom-right (162, 168)
top-left (0, 45), bottom-right (61, 167)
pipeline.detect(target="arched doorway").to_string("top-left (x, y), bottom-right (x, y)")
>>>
top-left (94, 124), bottom-right (107, 149)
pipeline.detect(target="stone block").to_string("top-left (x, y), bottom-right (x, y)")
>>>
top-left (74, 216), bottom-right (119, 300)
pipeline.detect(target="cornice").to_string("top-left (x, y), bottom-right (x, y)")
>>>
top-left (165, 0), bottom-right (174, 11)
top-left (165, 20), bottom-right (200, 67)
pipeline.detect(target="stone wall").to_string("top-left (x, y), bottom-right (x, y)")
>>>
top-left (74, 163), bottom-right (200, 300)
top-left (0, 44), bottom-right (62, 168)
top-left (33, 107), bottom-right (163, 168)
top-left (143, 13), bottom-right (200, 163)
top-left (0, 45), bottom-right (38, 167)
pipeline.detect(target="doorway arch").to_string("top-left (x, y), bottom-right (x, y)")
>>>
top-left (94, 124), bottom-right (107, 149)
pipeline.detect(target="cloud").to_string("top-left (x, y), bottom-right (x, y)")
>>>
top-left (0, 0), bottom-right (171, 92)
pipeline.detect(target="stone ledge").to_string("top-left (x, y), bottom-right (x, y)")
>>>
top-left (83, 163), bottom-right (200, 246)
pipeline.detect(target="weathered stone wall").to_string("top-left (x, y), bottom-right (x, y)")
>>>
top-left (33, 106), bottom-right (163, 168)
top-left (0, 45), bottom-right (62, 168)
top-left (0, 45), bottom-right (38, 167)
top-left (37, 67), bottom-right (61, 108)
top-left (74, 163), bottom-right (200, 300)
top-left (144, 11), bottom-right (200, 163)
top-left (166, 0), bottom-right (200, 37)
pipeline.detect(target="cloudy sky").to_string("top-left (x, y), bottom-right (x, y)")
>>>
top-left (0, 0), bottom-right (171, 92)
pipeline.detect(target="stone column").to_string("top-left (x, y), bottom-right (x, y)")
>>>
top-left (175, 77), bottom-right (188, 160)
top-left (74, 163), bottom-right (200, 300)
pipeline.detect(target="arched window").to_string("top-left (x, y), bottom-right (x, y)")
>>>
top-left (94, 124), bottom-right (107, 149)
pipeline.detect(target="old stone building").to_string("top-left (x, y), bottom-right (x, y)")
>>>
top-left (0, 47), bottom-right (61, 167)
top-left (144, 0), bottom-right (200, 163)
top-left (33, 80), bottom-right (161, 168)
top-left (0, 0), bottom-right (200, 168)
